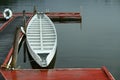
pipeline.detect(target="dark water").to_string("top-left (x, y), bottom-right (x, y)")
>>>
top-left (0, 0), bottom-right (120, 79)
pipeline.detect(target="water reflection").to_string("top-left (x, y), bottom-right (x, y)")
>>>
top-left (80, 23), bottom-right (82, 31)
top-left (0, 0), bottom-right (17, 6)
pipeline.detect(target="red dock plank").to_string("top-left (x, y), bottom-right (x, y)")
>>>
top-left (0, 12), bottom-right (81, 17)
top-left (0, 17), bottom-right (15, 31)
top-left (46, 12), bottom-right (80, 17)
top-left (0, 12), bottom-right (81, 22)
top-left (46, 12), bottom-right (81, 22)
top-left (0, 66), bottom-right (115, 80)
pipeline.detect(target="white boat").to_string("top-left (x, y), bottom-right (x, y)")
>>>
top-left (26, 12), bottom-right (57, 67)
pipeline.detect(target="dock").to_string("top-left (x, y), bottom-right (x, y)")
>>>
top-left (0, 12), bottom-right (82, 23)
top-left (0, 12), bottom-right (115, 80)
top-left (0, 66), bottom-right (114, 80)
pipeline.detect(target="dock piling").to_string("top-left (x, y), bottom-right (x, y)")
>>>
top-left (11, 27), bottom-right (21, 69)
top-left (23, 10), bottom-right (27, 32)
top-left (33, 6), bottom-right (37, 15)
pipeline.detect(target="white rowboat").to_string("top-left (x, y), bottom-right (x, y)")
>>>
top-left (26, 12), bottom-right (57, 67)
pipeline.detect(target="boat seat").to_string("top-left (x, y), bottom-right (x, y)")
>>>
top-left (37, 53), bottom-right (49, 66)
top-left (38, 53), bottom-right (49, 61)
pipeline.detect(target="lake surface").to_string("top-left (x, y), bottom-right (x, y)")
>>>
top-left (0, 0), bottom-right (120, 79)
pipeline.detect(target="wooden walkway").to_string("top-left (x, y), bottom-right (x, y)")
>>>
top-left (0, 66), bottom-right (115, 80)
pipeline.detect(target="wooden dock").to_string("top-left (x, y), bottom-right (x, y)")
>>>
top-left (0, 12), bottom-right (115, 80)
top-left (0, 12), bottom-right (82, 23)
top-left (0, 66), bottom-right (115, 80)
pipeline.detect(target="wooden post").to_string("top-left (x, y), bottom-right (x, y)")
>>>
top-left (11, 27), bottom-right (21, 69)
top-left (33, 6), bottom-right (37, 15)
top-left (23, 10), bottom-right (27, 32)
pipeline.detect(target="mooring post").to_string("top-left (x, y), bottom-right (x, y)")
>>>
top-left (80, 6), bottom-right (82, 23)
top-left (23, 10), bottom-right (27, 32)
top-left (11, 27), bottom-right (21, 69)
top-left (33, 6), bottom-right (37, 15)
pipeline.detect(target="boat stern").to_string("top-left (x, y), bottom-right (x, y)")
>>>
top-left (37, 53), bottom-right (49, 67)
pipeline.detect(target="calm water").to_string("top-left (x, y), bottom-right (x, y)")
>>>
top-left (0, 0), bottom-right (120, 79)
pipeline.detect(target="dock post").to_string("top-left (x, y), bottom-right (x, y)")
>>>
top-left (11, 27), bottom-right (21, 69)
top-left (80, 6), bottom-right (82, 23)
top-left (23, 10), bottom-right (27, 32)
top-left (33, 6), bottom-right (37, 15)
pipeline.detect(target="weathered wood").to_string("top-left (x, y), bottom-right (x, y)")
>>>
top-left (23, 10), bottom-right (27, 32)
top-left (33, 6), bottom-right (37, 15)
top-left (0, 66), bottom-right (115, 80)
top-left (11, 27), bottom-right (21, 69)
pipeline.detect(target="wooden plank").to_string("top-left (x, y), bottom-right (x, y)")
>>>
top-left (0, 17), bottom-right (15, 31)
top-left (102, 66), bottom-right (115, 80)
top-left (0, 67), bottom-right (115, 80)
top-left (0, 12), bottom-right (82, 22)
top-left (0, 70), bottom-right (5, 80)
top-left (11, 27), bottom-right (21, 68)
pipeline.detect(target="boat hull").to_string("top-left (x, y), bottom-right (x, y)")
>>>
top-left (26, 13), bottom-right (57, 67)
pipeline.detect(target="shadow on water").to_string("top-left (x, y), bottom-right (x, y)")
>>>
top-left (0, 0), bottom-right (17, 6)
top-left (80, 23), bottom-right (82, 31)
top-left (28, 51), bottom-right (57, 69)
top-left (17, 41), bottom-right (57, 69)
top-left (0, 18), bottom-right (7, 27)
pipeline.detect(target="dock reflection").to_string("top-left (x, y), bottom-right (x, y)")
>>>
top-left (80, 23), bottom-right (82, 31)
